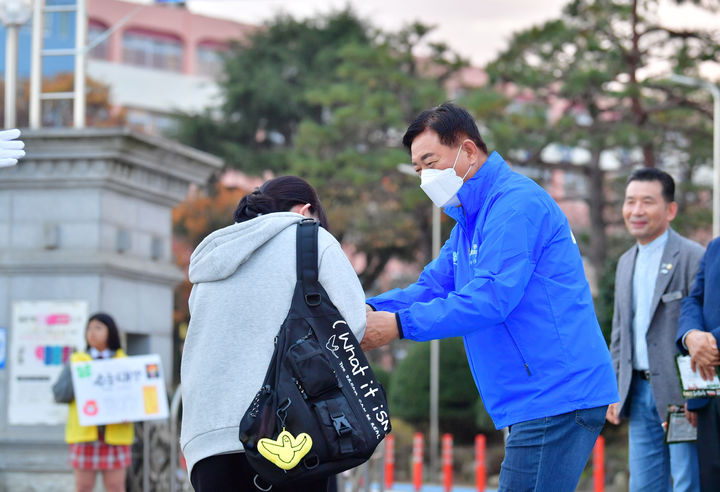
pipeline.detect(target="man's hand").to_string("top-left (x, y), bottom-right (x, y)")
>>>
top-left (685, 402), bottom-right (698, 428)
top-left (606, 402), bottom-right (621, 425)
top-left (366, 304), bottom-right (374, 313)
top-left (0, 129), bottom-right (25, 167)
top-left (361, 311), bottom-right (399, 351)
top-left (686, 330), bottom-right (720, 381)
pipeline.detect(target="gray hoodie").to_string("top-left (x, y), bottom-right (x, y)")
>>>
top-left (179, 212), bottom-right (366, 477)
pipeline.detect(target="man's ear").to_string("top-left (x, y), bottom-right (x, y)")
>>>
top-left (462, 138), bottom-right (482, 166)
top-left (667, 201), bottom-right (678, 222)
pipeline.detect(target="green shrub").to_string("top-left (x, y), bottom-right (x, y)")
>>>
top-left (390, 338), bottom-right (492, 443)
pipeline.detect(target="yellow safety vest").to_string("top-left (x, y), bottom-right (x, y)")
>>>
top-left (64, 350), bottom-right (135, 445)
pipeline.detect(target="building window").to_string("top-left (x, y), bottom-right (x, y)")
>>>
top-left (88, 20), bottom-right (109, 60)
top-left (196, 41), bottom-right (225, 78)
top-left (126, 108), bottom-right (179, 136)
top-left (122, 29), bottom-right (183, 72)
top-left (43, 12), bottom-right (53, 37)
top-left (58, 11), bottom-right (71, 40)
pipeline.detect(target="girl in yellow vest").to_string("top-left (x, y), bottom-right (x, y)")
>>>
top-left (52, 313), bottom-right (134, 492)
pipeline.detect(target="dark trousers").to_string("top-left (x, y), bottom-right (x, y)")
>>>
top-left (697, 398), bottom-right (720, 492)
top-left (190, 452), bottom-right (332, 492)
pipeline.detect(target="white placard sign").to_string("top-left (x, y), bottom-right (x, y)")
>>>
top-left (8, 300), bottom-right (88, 425)
top-left (71, 354), bottom-right (169, 426)
top-left (676, 355), bottom-right (720, 398)
top-left (665, 409), bottom-right (697, 443)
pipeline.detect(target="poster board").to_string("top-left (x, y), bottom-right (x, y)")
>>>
top-left (8, 300), bottom-right (88, 425)
top-left (71, 354), bottom-right (169, 426)
top-left (675, 355), bottom-right (720, 398)
top-left (665, 407), bottom-right (697, 444)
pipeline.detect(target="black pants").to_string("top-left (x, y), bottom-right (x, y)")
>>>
top-left (190, 452), bottom-right (332, 492)
top-left (697, 398), bottom-right (720, 492)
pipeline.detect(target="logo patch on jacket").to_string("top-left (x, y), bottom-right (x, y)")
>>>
top-left (469, 244), bottom-right (478, 264)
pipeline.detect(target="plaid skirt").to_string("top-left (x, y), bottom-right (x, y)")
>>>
top-left (69, 429), bottom-right (131, 470)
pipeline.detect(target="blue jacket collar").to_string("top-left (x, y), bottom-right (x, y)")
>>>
top-left (445, 151), bottom-right (507, 224)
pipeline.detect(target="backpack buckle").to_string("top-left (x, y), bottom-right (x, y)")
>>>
top-left (331, 413), bottom-right (352, 436)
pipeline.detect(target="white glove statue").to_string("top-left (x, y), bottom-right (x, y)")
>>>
top-left (0, 129), bottom-right (25, 167)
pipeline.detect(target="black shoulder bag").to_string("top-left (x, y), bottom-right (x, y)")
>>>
top-left (239, 218), bottom-right (391, 487)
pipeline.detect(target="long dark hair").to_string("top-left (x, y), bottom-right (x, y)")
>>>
top-left (233, 176), bottom-right (330, 230)
top-left (86, 312), bottom-right (122, 351)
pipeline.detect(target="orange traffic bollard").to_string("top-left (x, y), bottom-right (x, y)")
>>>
top-left (593, 435), bottom-right (605, 492)
top-left (412, 432), bottom-right (424, 491)
top-left (384, 433), bottom-right (395, 490)
top-left (475, 434), bottom-right (486, 492)
top-left (442, 434), bottom-right (453, 492)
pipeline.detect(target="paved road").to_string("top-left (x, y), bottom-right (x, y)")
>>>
top-left (345, 483), bottom-right (497, 492)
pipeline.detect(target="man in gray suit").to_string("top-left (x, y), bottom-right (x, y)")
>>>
top-left (607, 168), bottom-right (704, 492)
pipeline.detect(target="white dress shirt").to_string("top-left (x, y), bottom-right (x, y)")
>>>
top-left (89, 347), bottom-right (112, 359)
top-left (632, 229), bottom-right (669, 370)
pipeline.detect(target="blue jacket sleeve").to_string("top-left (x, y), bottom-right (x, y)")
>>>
top-left (677, 251), bottom-right (707, 354)
top-left (399, 206), bottom-right (546, 341)
top-left (366, 230), bottom-right (457, 312)
top-left (713, 326), bottom-right (720, 347)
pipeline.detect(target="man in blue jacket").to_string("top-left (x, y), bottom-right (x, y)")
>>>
top-left (677, 237), bottom-right (720, 492)
top-left (361, 103), bottom-right (619, 491)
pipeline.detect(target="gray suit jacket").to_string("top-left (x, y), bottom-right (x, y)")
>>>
top-left (610, 228), bottom-right (705, 420)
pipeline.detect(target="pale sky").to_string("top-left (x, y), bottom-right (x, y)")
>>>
top-left (133, 0), bottom-right (719, 75)
top-left (184, 0), bottom-right (570, 66)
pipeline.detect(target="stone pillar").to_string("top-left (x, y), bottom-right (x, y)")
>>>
top-left (0, 128), bottom-right (222, 491)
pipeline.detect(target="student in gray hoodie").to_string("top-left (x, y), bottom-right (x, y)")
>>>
top-left (180, 176), bottom-right (366, 492)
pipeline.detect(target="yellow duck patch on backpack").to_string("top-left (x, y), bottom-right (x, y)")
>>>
top-left (257, 428), bottom-right (313, 470)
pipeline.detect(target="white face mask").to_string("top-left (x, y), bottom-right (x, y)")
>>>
top-left (420, 145), bottom-right (471, 208)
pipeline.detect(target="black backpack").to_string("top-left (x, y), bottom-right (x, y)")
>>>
top-left (239, 218), bottom-right (391, 487)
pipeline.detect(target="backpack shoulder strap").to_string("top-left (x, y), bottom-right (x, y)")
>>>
top-left (296, 219), bottom-right (321, 306)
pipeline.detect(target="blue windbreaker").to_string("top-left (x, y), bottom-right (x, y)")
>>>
top-left (367, 152), bottom-right (619, 428)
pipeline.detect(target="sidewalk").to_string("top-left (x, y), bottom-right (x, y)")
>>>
top-left (391, 485), bottom-right (496, 492)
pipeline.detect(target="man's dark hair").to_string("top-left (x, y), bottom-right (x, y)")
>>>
top-left (234, 175), bottom-right (330, 230)
top-left (626, 168), bottom-right (675, 203)
top-left (402, 102), bottom-right (488, 155)
top-left (86, 312), bottom-right (122, 351)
